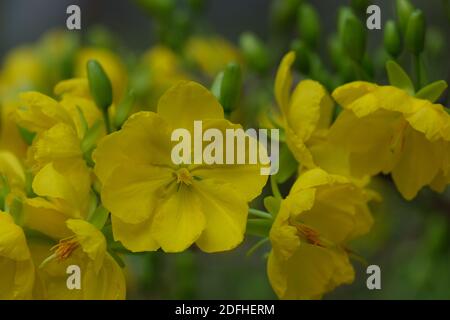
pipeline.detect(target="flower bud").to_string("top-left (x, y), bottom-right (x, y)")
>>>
top-left (114, 89), bottom-right (136, 129)
top-left (396, 0), bottom-right (414, 35)
top-left (341, 12), bottom-right (366, 62)
top-left (405, 9), bottom-right (426, 55)
top-left (296, 3), bottom-right (320, 48)
top-left (239, 32), bottom-right (270, 74)
top-left (384, 20), bottom-right (402, 58)
top-left (87, 59), bottom-right (113, 112)
top-left (212, 63), bottom-right (242, 113)
top-left (290, 40), bottom-right (311, 74)
top-left (271, 0), bottom-right (302, 32)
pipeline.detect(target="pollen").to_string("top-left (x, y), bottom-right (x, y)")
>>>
top-left (51, 236), bottom-right (79, 261)
top-left (175, 167), bottom-right (194, 186)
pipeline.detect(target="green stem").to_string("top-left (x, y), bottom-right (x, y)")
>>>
top-left (414, 54), bottom-right (422, 90)
top-left (249, 208), bottom-right (272, 220)
top-left (103, 110), bottom-right (111, 134)
top-left (270, 175), bottom-right (282, 199)
top-left (246, 237), bottom-right (270, 257)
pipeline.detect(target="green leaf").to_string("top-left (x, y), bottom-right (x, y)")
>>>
top-left (263, 196), bottom-right (281, 217)
top-left (386, 60), bottom-right (415, 94)
top-left (415, 80), bottom-right (448, 103)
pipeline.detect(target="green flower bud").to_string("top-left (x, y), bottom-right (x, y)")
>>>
top-left (239, 32), bottom-right (270, 74)
top-left (405, 9), bottom-right (426, 55)
top-left (87, 59), bottom-right (113, 112)
top-left (341, 12), bottom-right (366, 62)
top-left (135, 0), bottom-right (175, 19)
top-left (291, 40), bottom-right (311, 74)
top-left (396, 0), bottom-right (414, 35)
top-left (384, 20), bottom-right (402, 58)
top-left (296, 3), bottom-right (320, 48)
top-left (271, 0), bottom-right (302, 32)
top-left (213, 63), bottom-right (242, 113)
top-left (114, 90), bottom-right (136, 129)
top-left (337, 7), bottom-right (354, 40)
top-left (351, 0), bottom-right (371, 16)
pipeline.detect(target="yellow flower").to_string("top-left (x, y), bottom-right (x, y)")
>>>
top-left (329, 81), bottom-right (450, 199)
top-left (0, 47), bottom-right (45, 157)
top-left (35, 219), bottom-right (125, 300)
top-left (186, 37), bottom-right (242, 77)
top-left (274, 52), bottom-right (345, 172)
top-left (140, 46), bottom-right (189, 109)
top-left (75, 48), bottom-right (127, 104)
top-left (0, 212), bottom-right (35, 299)
top-left (267, 168), bottom-right (374, 299)
top-left (94, 81), bottom-right (268, 253)
top-left (16, 79), bottom-right (104, 217)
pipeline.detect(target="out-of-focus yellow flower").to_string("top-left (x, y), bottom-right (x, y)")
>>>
top-left (0, 212), bottom-right (35, 299)
top-left (186, 37), bottom-right (242, 77)
top-left (0, 47), bottom-right (45, 157)
top-left (274, 52), bottom-right (341, 169)
top-left (140, 46), bottom-right (189, 109)
top-left (0, 47), bottom-right (45, 92)
top-left (75, 48), bottom-right (127, 104)
top-left (268, 168), bottom-right (374, 299)
top-left (16, 79), bottom-right (104, 217)
top-left (330, 81), bottom-right (450, 199)
top-left (94, 81), bottom-right (267, 253)
top-left (35, 219), bottom-right (125, 300)
top-left (0, 151), bottom-right (26, 198)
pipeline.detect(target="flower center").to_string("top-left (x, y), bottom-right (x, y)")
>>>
top-left (175, 168), bottom-right (194, 186)
top-left (295, 223), bottom-right (324, 247)
top-left (51, 236), bottom-right (79, 261)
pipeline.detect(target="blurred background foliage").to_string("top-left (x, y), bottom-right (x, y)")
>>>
top-left (0, 0), bottom-right (449, 299)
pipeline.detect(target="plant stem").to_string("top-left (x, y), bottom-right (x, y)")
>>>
top-left (270, 175), bottom-right (282, 199)
top-left (249, 208), bottom-right (273, 220)
top-left (103, 110), bottom-right (112, 133)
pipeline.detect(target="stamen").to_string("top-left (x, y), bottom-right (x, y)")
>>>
top-left (51, 236), bottom-right (79, 261)
top-left (175, 168), bottom-right (194, 186)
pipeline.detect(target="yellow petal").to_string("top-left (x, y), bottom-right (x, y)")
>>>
top-left (392, 127), bottom-right (442, 200)
top-left (32, 160), bottom-right (91, 218)
top-left (151, 186), bottom-right (205, 252)
top-left (0, 213), bottom-right (34, 300)
top-left (102, 164), bottom-right (173, 224)
top-left (332, 81), bottom-right (377, 108)
top-left (269, 244), bottom-right (354, 299)
top-left (17, 92), bottom-right (72, 133)
top-left (93, 112), bottom-right (175, 185)
top-left (288, 80), bottom-right (333, 141)
top-left (22, 197), bottom-right (71, 239)
top-left (157, 81), bottom-right (224, 131)
top-left (194, 180), bottom-right (248, 253)
top-left (66, 219), bottom-right (106, 273)
top-left (275, 51), bottom-right (295, 116)
top-left (31, 123), bottom-right (82, 166)
top-left (54, 78), bottom-right (91, 99)
top-left (111, 215), bottom-right (159, 252)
